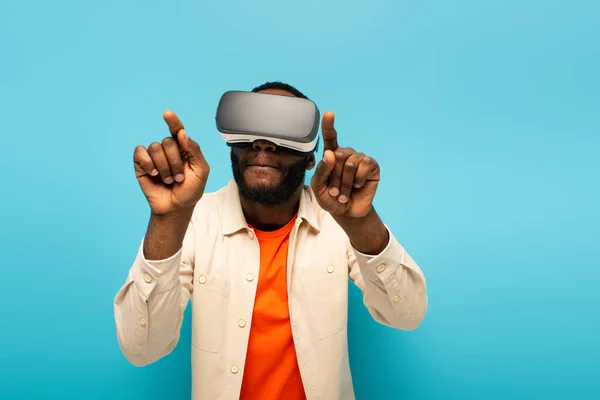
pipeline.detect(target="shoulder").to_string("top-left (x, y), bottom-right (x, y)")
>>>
top-left (190, 184), bottom-right (228, 217)
top-left (199, 185), bottom-right (228, 204)
top-left (301, 185), bottom-right (348, 238)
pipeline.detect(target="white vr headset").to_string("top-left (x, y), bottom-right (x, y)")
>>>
top-left (215, 90), bottom-right (320, 155)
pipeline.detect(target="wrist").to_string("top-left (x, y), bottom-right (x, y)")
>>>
top-left (151, 206), bottom-right (195, 223)
top-left (144, 207), bottom-right (194, 260)
top-left (334, 207), bottom-right (389, 255)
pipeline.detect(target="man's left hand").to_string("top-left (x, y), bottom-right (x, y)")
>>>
top-left (310, 111), bottom-right (380, 219)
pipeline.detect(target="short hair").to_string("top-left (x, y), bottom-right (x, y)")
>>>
top-left (251, 81), bottom-right (309, 100)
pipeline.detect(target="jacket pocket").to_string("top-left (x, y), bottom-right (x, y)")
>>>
top-left (191, 272), bottom-right (230, 353)
top-left (299, 262), bottom-right (348, 340)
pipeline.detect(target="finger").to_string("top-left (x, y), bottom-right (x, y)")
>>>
top-left (147, 142), bottom-right (174, 184)
top-left (175, 128), bottom-right (208, 168)
top-left (338, 153), bottom-right (364, 203)
top-left (163, 110), bottom-right (185, 139)
top-left (311, 149), bottom-right (336, 190)
top-left (321, 111), bottom-right (339, 151)
top-left (353, 156), bottom-right (380, 188)
top-left (328, 147), bottom-right (354, 197)
top-left (162, 137), bottom-right (185, 183)
top-left (133, 145), bottom-right (159, 178)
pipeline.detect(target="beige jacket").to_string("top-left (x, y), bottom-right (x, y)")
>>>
top-left (114, 179), bottom-right (427, 400)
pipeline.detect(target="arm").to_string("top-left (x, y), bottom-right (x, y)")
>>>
top-left (116, 110), bottom-right (209, 366)
top-left (338, 209), bottom-right (428, 331)
top-left (310, 110), bottom-right (427, 330)
top-left (113, 209), bottom-right (196, 366)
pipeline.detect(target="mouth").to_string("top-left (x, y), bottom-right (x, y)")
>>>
top-left (246, 161), bottom-right (280, 169)
top-left (246, 164), bottom-right (280, 172)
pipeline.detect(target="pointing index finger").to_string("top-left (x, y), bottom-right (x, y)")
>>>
top-left (163, 110), bottom-right (185, 139)
top-left (321, 111), bottom-right (339, 151)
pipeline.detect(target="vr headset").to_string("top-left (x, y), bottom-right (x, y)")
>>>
top-left (215, 90), bottom-right (320, 155)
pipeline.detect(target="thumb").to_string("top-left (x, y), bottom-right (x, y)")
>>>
top-left (177, 129), bottom-right (207, 167)
top-left (312, 149), bottom-right (336, 190)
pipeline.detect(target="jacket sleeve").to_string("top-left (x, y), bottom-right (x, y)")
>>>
top-left (113, 218), bottom-right (196, 366)
top-left (348, 225), bottom-right (428, 330)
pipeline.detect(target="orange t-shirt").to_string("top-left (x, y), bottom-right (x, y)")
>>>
top-left (239, 217), bottom-right (306, 400)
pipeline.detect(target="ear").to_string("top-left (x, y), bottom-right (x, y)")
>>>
top-left (306, 154), bottom-right (316, 170)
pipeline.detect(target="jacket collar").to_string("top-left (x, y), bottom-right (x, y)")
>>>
top-left (219, 179), bottom-right (321, 235)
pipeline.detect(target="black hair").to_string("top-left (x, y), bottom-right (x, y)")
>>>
top-left (251, 81), bottom-right (309, 100)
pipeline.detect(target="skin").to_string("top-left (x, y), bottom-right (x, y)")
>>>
top-left (231, 88), bottom-right (316, 230)
top-left (134, 88), bottom-right (389, 260)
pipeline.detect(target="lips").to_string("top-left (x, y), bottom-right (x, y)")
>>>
top-left (246, 158), bottom-right (279, 169)
top-left (248, 164), bottom-right (278, 169)
top-left (246, 165), bottom-right (280, 173)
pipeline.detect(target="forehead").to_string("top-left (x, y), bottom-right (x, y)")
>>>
top-left (258, 88), bottom-right (295, 97)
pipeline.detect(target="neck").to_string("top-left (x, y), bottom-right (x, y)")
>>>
top-left (240, 187), bottom-right (302, 231)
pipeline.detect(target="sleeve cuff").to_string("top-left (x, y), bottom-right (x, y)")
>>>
top-left (351, 225), bottom-right (408, 283)
top-left (131, 238), bottom-right (183, 299)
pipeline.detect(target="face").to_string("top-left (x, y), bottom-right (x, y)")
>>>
top-left (230, 89), bottom-right (316, 206)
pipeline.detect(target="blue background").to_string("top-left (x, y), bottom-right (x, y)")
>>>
top-left (1, 0), bottom-right (598, 399)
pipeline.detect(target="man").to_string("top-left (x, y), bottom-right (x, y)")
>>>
top-left (114, 81), bottom-right (427, 400)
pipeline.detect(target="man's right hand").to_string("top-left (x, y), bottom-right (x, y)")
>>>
top-left (134, 110), bottom-right (210, 217)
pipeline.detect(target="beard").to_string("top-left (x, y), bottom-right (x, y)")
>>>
top-left (231, 149), bottom-right (310, 206)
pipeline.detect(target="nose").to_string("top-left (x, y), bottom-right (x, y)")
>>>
top-left (252, 139), bottom-right (276, 152)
